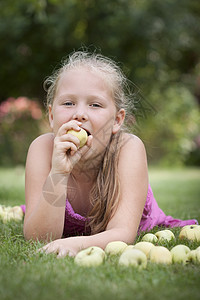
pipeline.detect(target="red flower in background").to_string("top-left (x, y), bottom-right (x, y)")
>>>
top-left (0, 97), bottom-right (42, 121)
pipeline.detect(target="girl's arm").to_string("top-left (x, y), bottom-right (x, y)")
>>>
top-left (39, 134), bottom-right (149, 256)
top-left (23, 133), bottom-right (68, 241)
top-left (24, 121), bottom-right (92, 241)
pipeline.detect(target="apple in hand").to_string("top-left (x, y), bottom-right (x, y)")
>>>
top-left (105, 241), bottom-right (128, 255)
top-left (179, 225), bottom-right (200, 242)
top-left (67, 128), bottom-right (88, 148)
top-left (148, 246), bottom-right (172, 264)
top-left (155, 229), bottom-right (175, 242)
top-left (134, 241), bottom-right (155, 256)
top-left (141, 233), bottom-right (158, 243)
top-left (170, 244), bottom-right (190, 264)
top-left (74, 246), bottom-right (105, 267)
top-left (119, 249), bottom-right (147, 269)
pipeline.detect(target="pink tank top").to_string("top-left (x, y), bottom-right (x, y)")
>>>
top-left (20, 184), bottom-right (198, 237)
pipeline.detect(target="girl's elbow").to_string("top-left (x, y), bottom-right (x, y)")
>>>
top-left (23, 225), bottom-right (62, 242)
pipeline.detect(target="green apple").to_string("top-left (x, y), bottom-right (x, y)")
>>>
top-left (74, 246), bottom-right (105, 267)
top-left (123, 245), bottom-right (135, 252)
top-left (170, 244), bottom-right (190, 264)
top-left (9, 206), bottom-right (24, 221)
top-left (134, 241), bottom-right (155, 256)
top-left (179, 225), bottom-right (200, 242)
top-left (197, 250), bottom-right (200, 263)
top-left (119, 249), bottom-right (147, 269)
top-left (155, 229), bottom-right (175, 242)
top-left (0, 205), bottom-right (4, 218)
top-left (1, 211), bottom-right (10, 223)
top-left (67, 128), bottom-right (88, 148)
top-left (141, 233), bottom-right (158, 243)
top-left (148, 246), bottom-right (172, 264)
top-left (179, 224), bottom-right (199, 230)
top-left (0, 205), bottom-right (23, 223)
top-left (186, 249), bottom-right (200, 264)
top-left (105, 241), bottom-right (128, 255)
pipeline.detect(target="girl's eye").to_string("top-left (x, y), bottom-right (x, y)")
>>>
top-left (64, 102), bottom-right (74, 106)
top-left (90, 103), bottom-right (101, 108)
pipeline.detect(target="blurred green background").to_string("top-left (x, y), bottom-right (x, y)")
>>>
top-left (0, 0), bottom-right (200, 167)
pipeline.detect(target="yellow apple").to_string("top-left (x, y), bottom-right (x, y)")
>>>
top-left (1, 211), bottom-right (11, 223)
top-left (155, 229), bottom-right (175, 242)
top-left (9, 206), bottom-right (24, 220)
top-left (148, 246), bottom-right (172, 264)
top-left (197, 250), bottom-right (200, 263)
top-left (74, 246), bottom-right (105, 267)
top-left (0, 205), bottom-right (23, 223)
top-left (0, 205), bottom-right (4, 218)
top-left (123, 245), bottom-right (135, 252)
top-left (180, 224), bottom-right (199, 230)
top-left (67, 128), bottom-right (88, 148)
top-left (170, 244), bottom-right (190, 264)
top-left (105, 241), bottom-right (128, 255)
top-left (141, 233), bottom-right (158, 243)
top-left (179, 225), bottom-right (200, 242)
top-left (186, 249), bottom-right (199, 264)
top-left (134, 241), bottom-right (155, 256)
top-left (119, 249), bottom-right (147, 269)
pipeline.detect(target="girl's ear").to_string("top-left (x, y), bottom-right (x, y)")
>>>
top-left (48, 105), bottom-right (54, 129)
top-left (112, 109), bottom-right (125, 134)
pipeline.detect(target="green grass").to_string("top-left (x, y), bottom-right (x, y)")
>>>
top-left (0, 167), bottom-right (200, 300)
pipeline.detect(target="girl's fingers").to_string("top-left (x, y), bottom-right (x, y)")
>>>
top-left (54, 140), bottom-right (78, 153)
top-left (38, 241), bottom-right (58, 254)
top-left (56, 250), bottom-right (67, 258)
top-left (56, 249), bottom-right (71, 259)
top-left (37, 243), bottom-right (50, 252)
top-left (59, 133), bottom-right (80, 148)
top-left (37, 243), bottom-right (76, 258)
top-left (77, 135), bottom-right (93, 156)
top-left (57, 121), bottom-right (82, 137)
top-left (86, 135), bottom-right (93, 147)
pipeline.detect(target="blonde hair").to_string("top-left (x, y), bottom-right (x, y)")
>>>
top-left (44, 50), bottom-right (134, 234)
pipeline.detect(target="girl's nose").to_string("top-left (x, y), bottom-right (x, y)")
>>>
top-left (72, 110), bottom-right (88, 122)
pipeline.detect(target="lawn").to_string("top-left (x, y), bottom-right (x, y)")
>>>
top-left (0, 166), bottom-right (200, 300)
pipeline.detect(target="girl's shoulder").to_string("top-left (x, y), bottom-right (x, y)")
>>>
top-left (27, 132), bottom-right (54, 158)
top-left (120, 132), bottom-right (146, 152)
top-left (119, 132), bottom-right (147, 164)
top-left (117, 132), bottom-right (148, 183)
top-left (29, 132), bottom-right (54, 148)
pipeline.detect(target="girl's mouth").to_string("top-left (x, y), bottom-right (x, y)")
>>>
top-left (83, 128), bottom-right (91, 136)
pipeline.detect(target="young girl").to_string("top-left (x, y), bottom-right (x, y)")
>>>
top-left (21, 51), bottom-right (197, 257)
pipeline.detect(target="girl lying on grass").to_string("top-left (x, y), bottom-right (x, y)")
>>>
top-left (21, 50), bottom-right (198, 257)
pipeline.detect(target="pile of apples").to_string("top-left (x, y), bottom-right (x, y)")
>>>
top-left (74, 226), bottom-right (200, 268)
top-left (0, 205), bottom-right (23, 223)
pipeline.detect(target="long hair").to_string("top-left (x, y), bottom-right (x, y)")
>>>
top-left (44, 50), bottom-right (135, 235)
top-left (88, 130), bottom-right (123, 234)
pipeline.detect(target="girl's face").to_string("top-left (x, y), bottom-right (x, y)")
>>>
top-left (49, 67), bottom-right (125, 161)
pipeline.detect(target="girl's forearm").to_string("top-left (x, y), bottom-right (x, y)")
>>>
top-left (24, 173), bottom-right (69, 241)
top-left (69, 227), bottom-right (136, 252)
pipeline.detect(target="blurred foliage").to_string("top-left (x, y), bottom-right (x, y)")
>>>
top-left (135, 84), bottom-right (200, 165)
top-left (0, 97), bottom-right (49, 166)
top-left (0, 0), bottom-right (200, 165)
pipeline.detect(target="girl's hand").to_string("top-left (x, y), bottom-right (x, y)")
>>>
top-left (51, 121), bottom-right (92, 174)
top-left (38, 238), bottom-right (79, 258)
